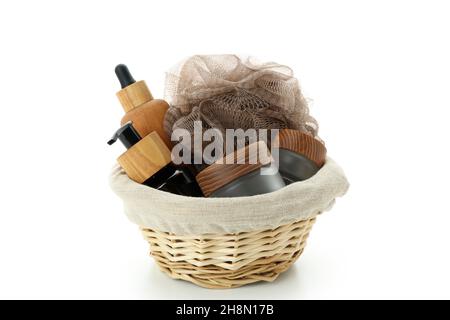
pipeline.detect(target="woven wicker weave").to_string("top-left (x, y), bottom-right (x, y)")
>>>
top-left (140, 217), bottom-right (316, 289)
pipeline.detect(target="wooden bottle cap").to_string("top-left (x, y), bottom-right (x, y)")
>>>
top-left (116, 80), bottom-right (154, 113)
top-left (117, 132), bottom-right (172, 184)
top-left (196, 141), bottom-right (273, 197)
top-left (276, 129), bottom-right (327, 167)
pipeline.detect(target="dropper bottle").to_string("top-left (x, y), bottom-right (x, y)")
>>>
top-left (115, 64), bottom-right (172, 149)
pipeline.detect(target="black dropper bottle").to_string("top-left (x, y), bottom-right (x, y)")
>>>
top-left (108, 122), bottom-right (203, 197)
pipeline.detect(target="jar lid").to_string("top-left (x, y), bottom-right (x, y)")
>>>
top-left (117, 131), bottom-right (171, 184)
top-left (196, 141), bottom-right (273, 197)
top-left (276, 129), bottom-right (327, 167)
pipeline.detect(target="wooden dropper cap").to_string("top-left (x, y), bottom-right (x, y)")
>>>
top-left (276, 129), bottom-right (327, 167)
top-left (196, 141), bottom-right (273, 197)
top-left (115, 64), bottom-right (154, 113)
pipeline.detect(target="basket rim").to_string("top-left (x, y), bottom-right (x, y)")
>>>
top-left (111, 156), bottom-right (345, 202)
top-left (110, 157), bottom-right (348, 235)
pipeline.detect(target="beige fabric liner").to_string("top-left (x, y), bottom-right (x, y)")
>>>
top-left (109, 157), bottom-right (349, 235)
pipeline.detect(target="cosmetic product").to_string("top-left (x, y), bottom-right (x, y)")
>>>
top-left (196, 141), bottom-right (286, 197)
top-left (274, 129), bottom-right (327, 184)
top-left (108, 122), bottom-right (203, 197)
top-left (115, 64), bottom-right (172, 148)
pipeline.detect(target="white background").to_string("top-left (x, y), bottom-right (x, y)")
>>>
top-left (0, 0), bottom-right (449, 299)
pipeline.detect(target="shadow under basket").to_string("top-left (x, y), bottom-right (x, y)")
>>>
top-left (140, 217), bottom-right (316, 289)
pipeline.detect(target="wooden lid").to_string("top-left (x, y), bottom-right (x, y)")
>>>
top-left (276, 129), bottom-right (327, 167)
top-left (117, 131), bottom-right (172, 184)
top-left (116, 80), bottom-right (154, 113)
top-left (196, 141), bottom-right (273, 197)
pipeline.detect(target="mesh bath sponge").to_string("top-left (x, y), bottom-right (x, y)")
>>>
top-left (164, 54), bottom-right (319, 142)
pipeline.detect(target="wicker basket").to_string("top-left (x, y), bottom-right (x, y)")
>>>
top-left (110, 157), bottom-right (348, 289)
top-left (140, 217), bottom-right (316, 289)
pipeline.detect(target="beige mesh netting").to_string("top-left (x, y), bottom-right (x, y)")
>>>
top-left (163, 55), bottom-right (319, 152)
